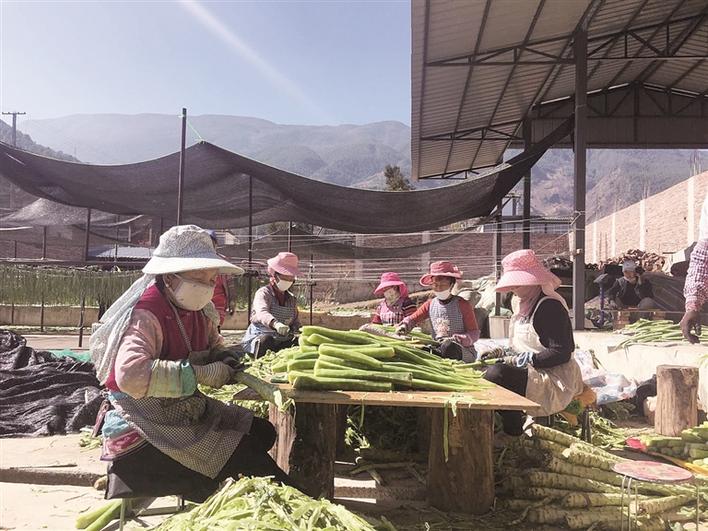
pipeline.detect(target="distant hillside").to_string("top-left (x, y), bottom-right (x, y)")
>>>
top-left (18, 113), bottom-right (705, 220)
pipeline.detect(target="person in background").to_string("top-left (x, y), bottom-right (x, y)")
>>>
top-left (681, 194), bottom-right (708, 343)
top-left (483, 249), bottom-right (583, 436)
top-left (370, 272), bottom-right (416, 326)
top-left (206, 231), bottom-right (233, 329)
top-left (607, 260), bottom-right (657, 309)
top-left (396, 261), bottom-right (479, 361)
top-left (90, 225), bottom-right (295, 502)
top-left (242, 252), bottom-right (301, 357)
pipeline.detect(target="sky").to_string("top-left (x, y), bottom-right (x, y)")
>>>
top-left (0, 0), bottom-right (411, 126)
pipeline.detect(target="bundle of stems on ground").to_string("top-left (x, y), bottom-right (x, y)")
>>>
top-left (499, 424), bottom-right (708, 530)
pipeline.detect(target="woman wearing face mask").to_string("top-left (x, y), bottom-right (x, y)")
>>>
top-left (483, 249), bottom-right (584, 436)
top-left (396, 261), bottom-right (479, 360)
top-left (371, 272), bottom-right (416, 325)
top-left (242, 252), bottom-right (301, 358)
top-left (90, 225), bottom-right (296, 502)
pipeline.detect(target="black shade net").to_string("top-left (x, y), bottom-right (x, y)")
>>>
top-left (0, 119), bottom-right (572, 234)
top-left (0, 330), bottom-right (102, 436)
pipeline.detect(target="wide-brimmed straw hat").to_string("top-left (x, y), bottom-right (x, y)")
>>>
top-left (419, 261), bottom-right (463, 286)
top-left (267, 252), bottom-right (301, 277)
top-left (374, 272), bottom-right (409, 297)
top-left (143, 225), bottom-right (244, 276)
top-left (495, 249), bottom-right (560, 292)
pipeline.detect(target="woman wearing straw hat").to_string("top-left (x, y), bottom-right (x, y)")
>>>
top-left (242, 252), bottom-right (301, 358)
top-left (370, 272), bottom-right (417, 326)
top-left (484, 249), bottom-right (584, 435)
top-left (90, 226), bottom-right (295, 501)
top-left (396, 261), bottom-right (479, 361)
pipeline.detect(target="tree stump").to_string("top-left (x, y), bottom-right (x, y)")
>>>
top-left (655, 365), bottom-right (699, 436)
top-left (427, 408), bottom-right (494, 514)
top-left (269, 403), bottom-right (337, 498)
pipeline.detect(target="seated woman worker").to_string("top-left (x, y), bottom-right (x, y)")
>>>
top-left (483, 249), bottom-right (584, 436)
top-left (396, 261), bottom-right (479, 361)
top-left (242, 252), bottom-right (301, 358)
top-left (90, 225), bottom-right (295, 502)
top-left (370, 272), bottom-right (416, 325)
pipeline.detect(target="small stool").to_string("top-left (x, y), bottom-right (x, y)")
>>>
top-left (117, 496), bottom-right (186, 531)
top-left (612, 460), bottom-right (699, 530)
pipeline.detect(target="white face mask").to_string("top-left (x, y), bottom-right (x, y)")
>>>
top-left (276, 278), bottom-right (294, 292)
top-left (434, 289), bottom-right (452, 301)
top-left (168, 274), bottom-right (215, 311)
top-left (383, 288), bottom-right (399, 304)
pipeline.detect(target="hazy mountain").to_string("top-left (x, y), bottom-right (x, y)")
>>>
top-left (17, 113), bottom-right (704, 220)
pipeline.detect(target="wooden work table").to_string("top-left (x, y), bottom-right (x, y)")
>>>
top-left (234, 383), bottom-right (540, 514)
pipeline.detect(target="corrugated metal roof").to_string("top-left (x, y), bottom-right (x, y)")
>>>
top-left (412, 0), bottom-right (708, 179)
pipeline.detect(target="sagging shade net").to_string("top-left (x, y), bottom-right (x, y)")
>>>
top-left (0, 118), bottom-right (571, 234)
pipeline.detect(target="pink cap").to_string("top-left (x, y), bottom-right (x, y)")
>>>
top-left (419, 261), bottom-right (463, 286)
top-left (495, 249), bottom-right (560, 292)
top-left (267, 252), bottom-right (301, 277)
top-left (374, 272), bottom-right (409, 298)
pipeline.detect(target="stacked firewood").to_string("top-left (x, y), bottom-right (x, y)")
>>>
top-left (599, 249), bottom-right (666, 272)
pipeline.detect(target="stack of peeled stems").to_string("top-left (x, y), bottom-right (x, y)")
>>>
top-left (270, 325), bottom-right (490, 393)
top-left (618, 319), bottom-right (705, 347)
top-left (500, 425), bottom-right (706, 529)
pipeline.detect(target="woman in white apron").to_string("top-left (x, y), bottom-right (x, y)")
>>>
top-left (483, 249), bottom-right (584, 435)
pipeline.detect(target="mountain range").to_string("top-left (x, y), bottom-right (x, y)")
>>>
top-left (9, 114), bottom-right (706, 221)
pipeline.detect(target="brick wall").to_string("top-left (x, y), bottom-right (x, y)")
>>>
top-left (587, 171), bottom-right (708, 262)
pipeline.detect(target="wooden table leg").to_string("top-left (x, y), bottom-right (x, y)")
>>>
top-left (269, 403), bottom-right (337, 499)
top-left (427, 407), bottom-right (494, 514)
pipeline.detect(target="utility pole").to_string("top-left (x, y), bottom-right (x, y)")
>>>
top-left (2, 111), bottom-right (26, 211)
top-left (2, 111), bottom-right (26, 147)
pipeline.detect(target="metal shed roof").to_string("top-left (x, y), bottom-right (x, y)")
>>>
top-left (412, 0), bottom-right (708, 179)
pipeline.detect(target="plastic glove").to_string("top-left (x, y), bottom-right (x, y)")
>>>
top-left (480, 346), bottom-right (506, 360)
top-left (273, 321), bottom-right (290, 336)
top-left (192, 361), bottom-right (234, 388)
top-left (212, 350), bottom-right (245, 372)
top-left (395, 322), bottom-right (409, 335)
top-left (438, 338), bottom-right (463, 360)
top-left (501, 352), bottom-right (534, 368)
top-left (680, 310), bottom-right (701, 344)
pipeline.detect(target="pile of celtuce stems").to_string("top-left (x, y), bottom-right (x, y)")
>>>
top-left (617, 319), bottom-right (704, 348)
top-left (270, 325), bottom-right (490, 393)
top-left (152, 476), bottom-right (392, 531)
top-left (500, 424), bottom-right (707, 529)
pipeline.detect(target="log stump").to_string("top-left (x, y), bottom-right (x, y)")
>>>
top-left (427, 407), bottom-right (494, 514)
top-left (269, 403), bottom-right (337, 498)
top-left (655, 365), bottom-right (699, 436)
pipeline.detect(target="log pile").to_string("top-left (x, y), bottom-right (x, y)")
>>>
top-left (599, 249), bottom-right (666, 272)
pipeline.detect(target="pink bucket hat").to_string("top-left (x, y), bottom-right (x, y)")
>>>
top-left (495, 249), bottom-right (560, 292)
top-left (267, 252), bottom-right (301, 277)
top-left (419, 261), bottom-right (463, 286)
top-left (374, 272), bottom-right (409, 297)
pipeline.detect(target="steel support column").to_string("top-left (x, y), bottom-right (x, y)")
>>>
top-left (246, 176), bottom-right (254, 319)
top-left (177, 108), bottom-right (187, 225)
top-left (493, 200), bottom-right (503, 316)
top-left (84, 208), bottom-right (92, 262)
top-left (522, 118), bottom-right (532, 249)
top-left (572, 26), bottom-right (588, 330)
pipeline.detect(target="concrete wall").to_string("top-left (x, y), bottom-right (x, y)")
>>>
top-left (0, 304), bottom-right (99, 327)
top-left (587, 171), bottom-right (708, 263)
